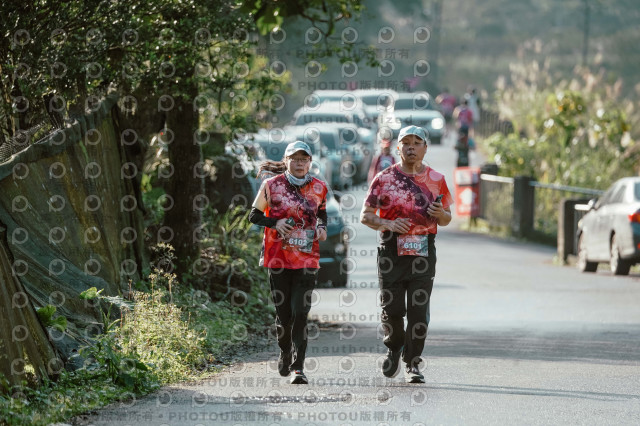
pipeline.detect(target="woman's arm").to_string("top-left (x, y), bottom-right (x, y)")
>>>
top-left (250, 180), bottom-right (292, 235)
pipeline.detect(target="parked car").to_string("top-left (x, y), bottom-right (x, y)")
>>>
top-left (318, 186), bottom-right (349, 287)
top-left (284, 124), bottom-right (354, 190)
top-left (321, 122), bottom-right (374, 185)
top-left (576, 177), bottom-right (640, 275)
top-left (291, 100), bottom-right (374, 132)
top-left (353, 88), bottom-right (399, 129)
top-left (306, 90), bottom-right (378, 130)
top-left (291, 103), bottom-right (375, 184)
top-left (383, 91), bottom-right (446, 144)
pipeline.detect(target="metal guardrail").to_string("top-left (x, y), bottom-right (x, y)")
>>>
top-left (478, 174), bottom-right (514, 229)
top-left (530, 181), bottom-right (604, 197)
top-left (481, 174), bottom-right (514, 184)
top-left (478, 173), bottom-right (605, 247)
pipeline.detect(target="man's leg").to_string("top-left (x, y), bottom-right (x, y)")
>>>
top-left (404, 275), bottom-right (434, 366)
top-left (403, 250), bottom-right (436, 383)
top-left (378, 249), bottom-right (409, 377)
top-left (380, 283), bottom-right (407, 351)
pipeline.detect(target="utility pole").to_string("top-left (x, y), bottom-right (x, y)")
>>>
top-left (582, 0), bottom-right (590, 66)
top-left (430, 0), bottom-right (443, 89)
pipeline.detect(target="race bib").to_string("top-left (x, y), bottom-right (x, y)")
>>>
top-left (282, 229), bottom-right (315, 253)
top-left (397, 234), bottom-right (429, 256)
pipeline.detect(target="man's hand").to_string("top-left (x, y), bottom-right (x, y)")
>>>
top-left (361, 205), bottom-right (412, 233)
top-left (316, 227), bottom-right (327, 241)
top-left (427, 200), bottom-right (452, 226)
top-left (388, 218), bottom-right (411, 234)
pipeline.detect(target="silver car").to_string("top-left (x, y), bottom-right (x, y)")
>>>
top-left (383, 92), bottom-right (446, 144)
top-left (284, 124), bottom-right (354, 190)
top-left (577, 177), bottom-right (640, 275)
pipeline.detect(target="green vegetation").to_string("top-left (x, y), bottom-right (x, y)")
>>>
top-left (486, 43), bottom-right (639, 190)
top-left (0, 211), bottom-right (273, 426)
top-left (474, 42), bottom-right (640, 240)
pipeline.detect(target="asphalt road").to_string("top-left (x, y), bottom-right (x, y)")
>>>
top-left (76, 132), bottom-right (640, 425)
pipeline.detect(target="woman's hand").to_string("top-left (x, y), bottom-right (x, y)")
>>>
top-left (275, 218), bottom-right (294, 237)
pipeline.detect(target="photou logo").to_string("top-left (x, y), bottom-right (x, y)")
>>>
top-left (414, 27), bottom-right (431, 43)
top-left (378, 26), bottom-right (395, 44)
top-left (414, 60), bottom-right (431, 77)
top-left (341, 61), bottom-right (358, 78)
top-left (305, 27), bottom-right (323, 44)
top-left (305, 60), bottom-right (322, 78)
top-left (378, 60), bottom-right (395, 77)
top-left (341, 27), bottom-right (358, 44)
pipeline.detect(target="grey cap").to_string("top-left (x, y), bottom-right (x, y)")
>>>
top-left (284, 140), bottom-right (313, 157)
top-left (398, 125), bottom-right (428, 143)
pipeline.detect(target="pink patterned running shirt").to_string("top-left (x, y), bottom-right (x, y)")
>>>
top-left (365, 164), bottom-right (453, 235)
top-left (261, 173), bottom-right (328, 269)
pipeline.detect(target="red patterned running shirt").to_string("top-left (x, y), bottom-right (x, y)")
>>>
top-left (261, 173), bottom-right (328, 269)
top-left (365, 164), bottom-right (453, 235)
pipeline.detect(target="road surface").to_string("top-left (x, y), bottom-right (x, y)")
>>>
top-left (76, 132), bottom-right (640, 425)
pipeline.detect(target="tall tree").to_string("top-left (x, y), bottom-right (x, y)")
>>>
top-left (1, 0), bottom-right (366, 277)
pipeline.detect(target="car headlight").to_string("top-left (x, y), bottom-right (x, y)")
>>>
top-left (334, 242), bottom-right (345, 255)
top-left (431, 117), bottom-right (444, 130)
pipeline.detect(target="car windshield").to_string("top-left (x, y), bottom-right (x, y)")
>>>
top-left (634, 182), bottom-right (640, 201)
top-left (394, 97), bottom-right (432, 110)
top-left (319, 133), bottom-right (337, 150)
top-left (359, 94), bottom-right (394, 107)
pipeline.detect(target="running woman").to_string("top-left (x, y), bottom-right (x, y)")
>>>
top-left (249, 141), bottom-right (328, 384)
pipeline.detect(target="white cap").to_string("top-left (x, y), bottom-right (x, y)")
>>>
top-left (398, 125), bottom-right (428, 143)
top-left (284, 141), bottom-right (313, 157)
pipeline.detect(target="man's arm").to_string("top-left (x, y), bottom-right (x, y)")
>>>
top-left (360, 205), bottom-right (411, 234)
top-left (426, 200), bottom-right (452, 227)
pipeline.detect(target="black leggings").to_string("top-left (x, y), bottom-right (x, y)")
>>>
top-left (268, 268), bottom-right (317, 370)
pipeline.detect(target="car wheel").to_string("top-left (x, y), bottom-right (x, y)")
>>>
top-left (577, 234), bottom-right (597, 273)
top-left (610, 234), bottom-right (630, 275)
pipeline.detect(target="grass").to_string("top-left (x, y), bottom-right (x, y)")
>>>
top-left (0, 214), bottom-right (274, 426)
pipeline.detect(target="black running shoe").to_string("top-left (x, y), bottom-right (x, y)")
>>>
top-left (405, 364), bottom-right (425, 383)
top-left (290, 370), bottom-right (308, 384)
top-left (382, 348), bottom-right (403, 378)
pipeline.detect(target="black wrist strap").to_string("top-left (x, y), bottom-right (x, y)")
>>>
top-left (317, 208), bottom-right (327, 228)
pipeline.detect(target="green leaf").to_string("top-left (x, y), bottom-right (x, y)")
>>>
top-left (50, 316), bottom-right (68, 332)
top-left (36, 305), bottom-right (67, 331)
top-left (36, 305), bottom-right (56, 323)
top-left (80, 287), bottom-right (103, 300)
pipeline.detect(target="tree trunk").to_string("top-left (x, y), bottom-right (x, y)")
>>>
top-left (163, 88), bottom-right (203, 279)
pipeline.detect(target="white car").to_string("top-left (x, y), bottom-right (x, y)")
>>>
top-left (382, 92), bottom-right (446, 144)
